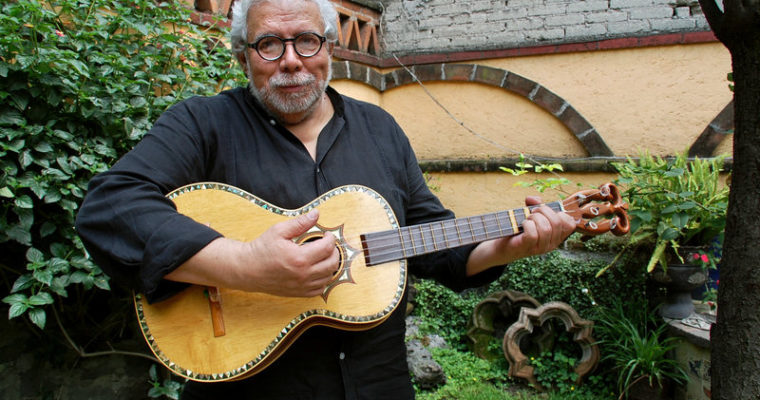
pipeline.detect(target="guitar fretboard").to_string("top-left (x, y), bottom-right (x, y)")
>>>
top-left (360, 201), bottom-right (564, 266)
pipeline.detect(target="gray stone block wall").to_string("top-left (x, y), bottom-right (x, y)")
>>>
top-left (377, 0), bottom-right (710, 56)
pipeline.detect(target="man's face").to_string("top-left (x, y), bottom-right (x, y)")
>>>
top-left (242, 0), bottom-right (332, 123)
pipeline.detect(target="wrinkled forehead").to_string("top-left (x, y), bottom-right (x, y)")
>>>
top-left (247, 0), bottom-right (325, 38)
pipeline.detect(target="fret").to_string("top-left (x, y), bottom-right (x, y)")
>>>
top-left (495, 211), bottom-right (506, 236)
top-left (466, 217), bottom-right (476, 243)
top-left (397, 229), bottom-right (409, 259)
top-left (408, 226), bottom-right (417, 255)
top-left (363, 202), bottom-right (570, 265)
top-left (417, 225), bottom-right (428, 253)
top-left (423, 224), bottom-right (438, 251)
top-left (507, 209), bottom-right (518, 233)
top-left (480, 215), bottom-right (490, 240)
top-left (454, 218), bottom-right (463, 246)
top-left (514, 208), bottom-right (527, 230)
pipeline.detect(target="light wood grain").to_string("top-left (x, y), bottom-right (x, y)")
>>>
top-left (135, 184), bottom-right (405, 381)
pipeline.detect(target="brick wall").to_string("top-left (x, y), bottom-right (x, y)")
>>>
top-left (378, 0), bottom-right (710, 56)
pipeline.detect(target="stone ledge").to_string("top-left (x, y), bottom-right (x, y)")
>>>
top-left (418, 157), bottom-right (733, 173)
top-left (665, 312), bottom-right (714, 349)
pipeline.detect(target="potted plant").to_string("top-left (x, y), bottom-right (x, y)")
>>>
top-left (602, 151), bottom-right (729, 318)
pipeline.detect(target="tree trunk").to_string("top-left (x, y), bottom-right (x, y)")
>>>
top-left (698, 1), bottom-right (760, 398)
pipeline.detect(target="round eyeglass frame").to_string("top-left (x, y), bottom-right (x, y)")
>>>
top-left (246, 32), bottom-right (327, 61)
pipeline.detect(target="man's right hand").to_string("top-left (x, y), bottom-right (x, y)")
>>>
top-left (165, 209), bottom-right (340, 298)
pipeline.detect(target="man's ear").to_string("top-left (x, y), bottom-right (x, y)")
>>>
top-left (235, 51), bottom-right (247, 71)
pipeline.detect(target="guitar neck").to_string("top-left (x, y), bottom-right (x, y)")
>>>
top-left (360, 201), bottom-right (564, 266)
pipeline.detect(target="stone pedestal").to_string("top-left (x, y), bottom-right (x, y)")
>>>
top-left (665, 310), bottom-right (714, 400)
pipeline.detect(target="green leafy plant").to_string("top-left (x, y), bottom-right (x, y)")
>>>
top-left (601, 151), bottom-right (729, 274)
top-left (412, 253), bottom-right (643, 399)
top-left (1, 0), bottom-right (244, 330)
top-left (148, 364), bottom-right (183, 399)
top-left (593, 300), bottom-right (688, 398)
top-left (490, 251), bottom-right (646, 319)
top-left (412, 279), bottom-right (485, 349)
top-left (530, 345), bottom-right (580, 393)
top-left (416, 347), bottom-right (509, 400)
top-left (499, 154), bottom-right (577, 194)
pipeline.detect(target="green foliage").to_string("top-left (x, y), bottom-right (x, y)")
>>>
top-left (607, 151), bottom-right (729, 273)
top-left (528, 324), bottom-right (615, 397)
top-left (418, 381), bottom-right (508, 400)
top-left (412, 251), bottom-right (645, 399)
top-left (416, 347), bottom-right (509, 400)
top-left (499, 154), bottom-right (577, 194)
top-left (0, 0), bottom-right (245, 328)
top-left (543, 385), bottom-right (616, 400)
top-left (592, 300), bottom-right (688, 398)
top-left (490, 251), bottom-right (646, 319)
top-left (415, 345), bottom-right (613, 400)
top-left (147, 364), bottom-right (183, 399)
top-left (424, 171), bottom-right (441, 192)
top-left (530, 345), bottom-right (579, 393)
top-left (413, 278), bottom-right (484, 349)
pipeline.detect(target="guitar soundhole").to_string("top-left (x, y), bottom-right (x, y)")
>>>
top-left (298, 234), bottom-right (345, 279)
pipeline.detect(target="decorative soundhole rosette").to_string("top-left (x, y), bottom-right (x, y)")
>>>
top-left (503, 301), bottom-right (600, 390)
top-left (294, 222), bottom-right (360, 302)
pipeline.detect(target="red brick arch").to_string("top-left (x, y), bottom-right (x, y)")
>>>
top-left (332, 61), bottom-right (615, 157)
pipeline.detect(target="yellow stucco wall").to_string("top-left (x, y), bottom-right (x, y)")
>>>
top-left (333, 43), bottom-right (732, 159)
top-left (426, 172), bottom-right (616, 217)
top-left (476, 43), bottom-right (733, 158)
top-left (330, 42), bottom-right (733, 215)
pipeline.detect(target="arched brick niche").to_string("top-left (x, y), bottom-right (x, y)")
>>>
top-left (332, 61), bottom-right (615, 158)
top-left (332, 60), bottom-right (735, 161)
top-left (689, 100), bottom-right (734, 157)
top-left (185, 1), bottom-right (732, 162)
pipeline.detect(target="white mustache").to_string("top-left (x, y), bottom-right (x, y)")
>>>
top-left (270, 73), bottom-right (316, 88)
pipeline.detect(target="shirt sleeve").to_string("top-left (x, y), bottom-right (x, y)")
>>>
top-left (75, 100), bottom-right (223, 303)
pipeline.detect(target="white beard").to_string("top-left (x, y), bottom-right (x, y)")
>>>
top-left (246, 60), bottom-right (332, 123)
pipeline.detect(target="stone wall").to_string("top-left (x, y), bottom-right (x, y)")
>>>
top-left (378, 0), bottom-right (711, 56)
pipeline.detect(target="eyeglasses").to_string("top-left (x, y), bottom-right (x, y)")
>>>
top-left (247, 32), bottom-right (327, 61)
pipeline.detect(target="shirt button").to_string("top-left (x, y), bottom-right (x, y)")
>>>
top-left (339, 352), bottom-right (345, 360)
top-left (269, 119), bottom-right (276, 126)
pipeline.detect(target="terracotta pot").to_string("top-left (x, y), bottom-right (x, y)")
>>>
top-left (628, 377), bottom-right (673, 400)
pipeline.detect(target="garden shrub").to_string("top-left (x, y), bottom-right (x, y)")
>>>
top-left (412, 278), bottom-right (485, 350)
top-left (0, 0), bottom-right (244, 333)
top-left (415, 347), bottom-right (510, 400)
top-left (412, 246), bottom-right (647, 398)
top-left (490, 249), bottom-right (646, 318)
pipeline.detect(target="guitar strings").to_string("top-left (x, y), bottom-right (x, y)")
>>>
top-left (358, 196), bottom-right (615, 264)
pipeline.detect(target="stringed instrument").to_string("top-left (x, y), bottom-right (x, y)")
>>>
top-left (135, 182), bottom-right (629, 382)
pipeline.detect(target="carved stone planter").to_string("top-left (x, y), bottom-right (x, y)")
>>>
top-left (503, 301), bottom-right (600, 390)
top-left (652, 264), bottom-right (707, 319)
top-left (466, 290), bottom-right (545, 360)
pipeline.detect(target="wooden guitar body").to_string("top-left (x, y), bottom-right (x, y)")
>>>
top-left (135, 181), bottom-right (629, 382)
top-left (135, 183), bottom-right (406, 382)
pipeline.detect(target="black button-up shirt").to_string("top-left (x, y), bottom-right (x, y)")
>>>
top-left (76, 86), bottom-right (503, 399)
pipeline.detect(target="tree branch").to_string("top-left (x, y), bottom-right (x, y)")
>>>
top-left (699, 0), bottom-right (726, 41)
top-left (53, 306), bottom-right (159, 363)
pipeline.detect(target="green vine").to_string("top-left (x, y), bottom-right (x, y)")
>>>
top-left (0, 0), bottom-right (244, 329)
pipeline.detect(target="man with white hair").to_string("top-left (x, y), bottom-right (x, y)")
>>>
top-left (76, 0), bottom-right (575, 398)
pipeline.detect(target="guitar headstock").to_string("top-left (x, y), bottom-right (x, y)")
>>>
top-left (562, 183), bottom-right (630, 237)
